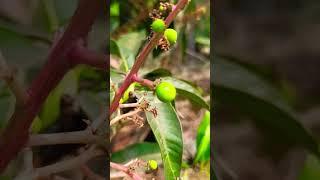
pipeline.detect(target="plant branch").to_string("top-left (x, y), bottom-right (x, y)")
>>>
top-left (91, 110), bottom-right (108, 133)
top-left (34, 146), bottom-right (105, 178)
top-left (110, 108), bottom-right (143, 126)
top-left (28, 130), bottom-right (100, 146)
top-left (119, 102), bottom-right (140, 108)
top-left (14, 147), bottom-right (33, 180)
top-left (0, 0), bottom-right (103, 172)
top-left (132, 74), bottom-right (155, 90)
top-left (69, 39), bottom-right (107, 70)
top-left (109, 0), bottom-right (189, 114)
top-left (110, 162), bottom-right (143, 180)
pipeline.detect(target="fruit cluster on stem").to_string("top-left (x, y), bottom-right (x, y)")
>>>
top-left (110, 0), bottom-right (189, 114)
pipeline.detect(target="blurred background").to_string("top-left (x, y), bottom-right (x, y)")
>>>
top-left (0, 0), bottom-right (107, 179)
top-left (214, 0), bottom-right (320, 179)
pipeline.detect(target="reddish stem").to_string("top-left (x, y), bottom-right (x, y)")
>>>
top-left (69, 40), bottom-right (108, 69)
top-left (0, 0), bottom-right (104, 172)
top-left (132, 74), bottom-right (154, 90)
top-left (109, 0), bottom-right (189, 114)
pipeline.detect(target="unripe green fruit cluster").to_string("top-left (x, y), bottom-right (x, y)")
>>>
top-left (151, 19), bottom-right (166, 33)
top-left (151, 19), bottom-right (178, 45)
top-left (164, 28), bottom-right (177, 45)
top-left (156, 81), bottom-right (176, 102)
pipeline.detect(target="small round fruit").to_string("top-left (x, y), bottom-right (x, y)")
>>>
top-left (164, 28), bottom-right (177, 45)
top-left (151, 19), bottom-right (166, 33)
top-left (156, 81), bottom-right (176, 102)
top-left (148, 160), bottom-right (158, 170)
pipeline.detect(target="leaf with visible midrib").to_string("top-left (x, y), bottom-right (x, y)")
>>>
top-left (111, 142), bottom-right (161, 163)
top-left (213, 57), bottom-right (320, 157)
top-left (144, 93), bottom-right (183, 179)
top-left (142, 69), bottom-right (209, 109)
top-left (161, 77), bottom-right (209, 110)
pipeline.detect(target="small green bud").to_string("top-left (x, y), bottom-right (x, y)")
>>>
top-left (148, 160), bottom-right (158, 170)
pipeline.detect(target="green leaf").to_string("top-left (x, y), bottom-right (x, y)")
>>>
top-left (110, 2), bottom-right (120, 17)
top-left (42, 0), bottom-right (59, 32)
top-left (31, 116), bottom-right (42, 133)
top-left (143, 68), bottom-right (172, 81)
top-left (110, 39), bottom-right (134, 72)
top-left (110, 39), bottom-right (122, 57)
top-left (0, 85), bottom-right (15, 129)
top-left (0, 27), bottom-right (49, 69)
top-left (39, 68), bottom-right (80, 131)
top-left (196, 36), bottom-right (210, 46)
top-left (0, 175), bottom-right (11, 180)
top-left (144, 93), bottom-right (183, 179)
top-left (161, 77), bottom-right (209, 110)
top-left (111, 142), bottom-right (161, 163)
top-left (110, 68), bottom-right (125, 85)
top-left (213, 57), bottom-right (320, 157)
top-left (299, 153), bottom-right (320, 180)
top-left (116, 31), bottom-right (145, 69)
top-left (194, 110), bottom-right (210, 163)
top-left (0, 19), bottom-right (51, 44)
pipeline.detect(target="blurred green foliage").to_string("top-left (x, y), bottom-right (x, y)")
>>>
top-left (0, 0), bottom-right (106, 133)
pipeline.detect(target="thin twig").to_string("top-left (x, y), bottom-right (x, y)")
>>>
top-left (110, 108), bottom-right (142, 126)
top-left (110, 171), bottom-right (127, 179)
top-left (34, 146), bottom-right (104, 178)
top-left (186, 49), bottom-right (208, 63)
top-left (91, 110), bottom-right (108, 133)
top-left (111, 0), bottom-right (150, 39)
top-left (14, 147), bottom-right (33, 180)
top-left (119, 103), bottom-right (140, 108)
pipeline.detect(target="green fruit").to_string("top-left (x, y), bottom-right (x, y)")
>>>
top-left (164, 28), bottom-right (177, 45)
top-left (156, 81), bottom-right (176, 102)
top-left (151, 19), bottom-right (166, 33)
top-left (148, 160), bottom-right (158, 170)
